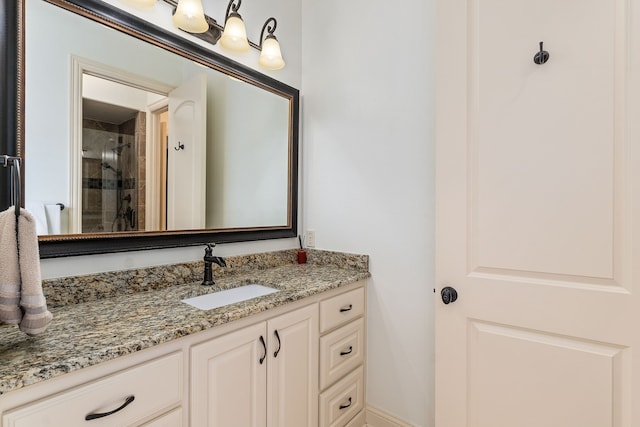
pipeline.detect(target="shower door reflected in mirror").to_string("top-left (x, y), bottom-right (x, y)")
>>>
top-left (80, 72), bottom-right (166, 233)
top-left (78, 72), bottom-right (166, 234)
top-left (81, 105), bottom-right (143, 233)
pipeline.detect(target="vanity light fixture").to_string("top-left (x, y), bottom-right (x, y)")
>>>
top-left (172, 0), bottom-right (208, 33)
top-left (158, 0), bottom-right (285, 70)
top-left (219, 0), bottom-right (250, 52)
top-left (258, 18), bottom-right (285, 70)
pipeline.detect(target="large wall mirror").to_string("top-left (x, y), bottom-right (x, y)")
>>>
top-left (2, 0), bottom-right (299, 257)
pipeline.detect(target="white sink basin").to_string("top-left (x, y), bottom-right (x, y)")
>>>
top-left (182, 284), bottom-right (279, 310)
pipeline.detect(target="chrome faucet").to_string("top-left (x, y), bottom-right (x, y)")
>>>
top-left (202, 243), bottom-right (226, 286)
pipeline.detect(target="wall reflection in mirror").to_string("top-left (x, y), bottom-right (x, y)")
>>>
top-left (25, 0), bottom-right (291, 237)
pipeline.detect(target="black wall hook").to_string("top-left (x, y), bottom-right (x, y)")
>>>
top-left (533, 41), bottom-right (550, 65)
top-left (174, 142), bottom-right (185, 151)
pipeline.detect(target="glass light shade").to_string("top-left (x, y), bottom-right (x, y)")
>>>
top-left (259, 37), bottom-right (285, 70)
top-left (173, 0), bottom-right (208, 33)
top-left (219, 15), bottom-right (250, 52)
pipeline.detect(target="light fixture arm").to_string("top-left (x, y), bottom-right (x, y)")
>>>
top-left (225, 0), bottom-right (242, 21)
top-left (259, 17), bottom-right (278, 50)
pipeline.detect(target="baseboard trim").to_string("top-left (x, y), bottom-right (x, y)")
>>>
top-left (365, 405), bottom-right (415, 427)
top-left (346, 410), bottom-right (367, 427)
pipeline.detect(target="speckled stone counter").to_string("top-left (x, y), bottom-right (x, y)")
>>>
top-left (0, 249), bottom-right (369, 395)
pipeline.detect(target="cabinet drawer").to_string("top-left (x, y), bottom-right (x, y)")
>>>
top-left (140, 407), bottom-right (182, 427)
top-left (319, 366), bottom-right (364, 427)
top-left (3, 352), bottom-right (183, 427)
top-left (319, 287), bottom-right (365, 333)
top-left (320, 318), bottom-right (365, 390)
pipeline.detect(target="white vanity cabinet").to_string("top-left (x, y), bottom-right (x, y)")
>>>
top-left (0, 280), bottom-right (366, 427)
top-left (191, 304), bottom-right (319, 427)
top-left (1, 352), bottom-right (184, 427)
top-left (318, 287), bottom-right (366, 427)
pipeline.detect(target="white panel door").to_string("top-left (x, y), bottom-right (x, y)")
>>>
top-left (167, 73), bottom-right (206, 230)
top-left (435, 0), bottom-right (640, 426)
top-left (190, 322), bottom-right (267, 427)
top-left (267, 305), bottom-right (319, 427)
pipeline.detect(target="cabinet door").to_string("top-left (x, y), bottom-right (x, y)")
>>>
top-left (267, 304), bottom-right (319, 427)
top-left (191, 322), bottom-right (267, 427)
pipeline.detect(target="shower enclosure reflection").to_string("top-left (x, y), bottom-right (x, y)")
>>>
top-left (80, 74), bottom-right (166, 233)
top-left (82, 113), bottom-right (141, 233)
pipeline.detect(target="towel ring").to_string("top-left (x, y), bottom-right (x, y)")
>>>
top-left (1, 155), bottom-right (22, 220)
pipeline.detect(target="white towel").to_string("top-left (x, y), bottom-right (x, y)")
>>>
top-left (0, 206), bottom-right (52, 335)
top-left (25, 201), bottom-right (48, 235)
top-left (44, 204), bottom-right (61, 235)
top-left (0, 207), bottom-right (22, 324)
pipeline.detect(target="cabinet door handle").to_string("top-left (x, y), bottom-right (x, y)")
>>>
top-left (259, 335), bottom-right (267, 365)
top-left (339, 304), bottom-right (353, 313)
top-left (340, 346), bottom-right (353, 356)
top-left (85, 395), bottom-right (135, 421)
top-left (273, 329), bottom-right (281, 358)
top-left (339, 397), bottom-right (352, 410)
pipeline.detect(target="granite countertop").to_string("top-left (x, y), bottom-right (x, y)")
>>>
top-left (0, 249), bottom-right (369, 396)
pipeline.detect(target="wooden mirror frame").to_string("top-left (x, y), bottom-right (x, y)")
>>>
top-left (1, 0), bottom-right (299, 258)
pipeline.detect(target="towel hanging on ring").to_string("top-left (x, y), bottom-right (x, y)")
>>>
top-left (0, 206), bottom-right (53, 335)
